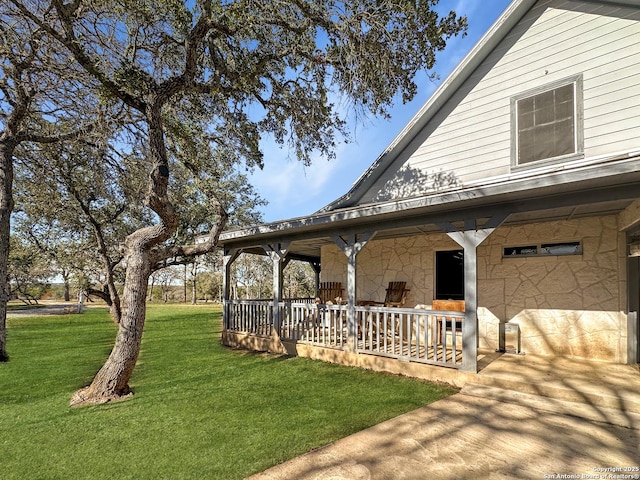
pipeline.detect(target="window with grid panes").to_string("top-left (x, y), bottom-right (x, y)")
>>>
top-left (512, 76), bottom-right (582, 166)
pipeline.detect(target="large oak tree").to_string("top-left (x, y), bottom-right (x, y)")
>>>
top-left (9, 0), bottom-right (466, 405)
top-left (13, 119), bottom-right (265, 322)
top-left (1, 6), bottom-right (96, 360)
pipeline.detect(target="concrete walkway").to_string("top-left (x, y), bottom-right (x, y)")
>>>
top-left (7, 303), bottom-right (82, 316)
top-left (247, 354), bottom-right (640, 480)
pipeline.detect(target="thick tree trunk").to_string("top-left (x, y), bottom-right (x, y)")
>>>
top-left (70, 244), bottom-right (151, 405)
top-left (0, 144), bottom-right (15, 362)
top-left (70, 101), bottom-right (178, 405)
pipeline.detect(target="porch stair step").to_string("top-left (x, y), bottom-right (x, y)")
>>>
top-left (468, 374), bottom-right (640, 413)
top-left (461, 382), bottom-right (640, 429)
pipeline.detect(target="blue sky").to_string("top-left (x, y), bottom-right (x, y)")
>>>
top-left (250, 0), bottom-right (513, 223)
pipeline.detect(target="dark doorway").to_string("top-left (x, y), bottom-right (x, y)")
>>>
top-left (435, 250), bottom-right (464, 300)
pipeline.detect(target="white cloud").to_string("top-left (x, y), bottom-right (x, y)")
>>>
top-left (250, 141), bottom-right (346, 220)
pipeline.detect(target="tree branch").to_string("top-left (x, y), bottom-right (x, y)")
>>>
top-left (150, 202), bottom-right (228, 270)
top-left (10, 0), bottom-right (146, 111)
top-left (17, 125), bottom-right (93, 144)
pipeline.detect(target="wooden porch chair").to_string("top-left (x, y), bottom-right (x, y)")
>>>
top-left (383, 281), bottom-right (410, 307)
top-left (358, 282), bottom-right (411, 341)
top-left (316, 282), bottom-right (344, 304)
top-left (357, 281), bottom-right (410, 307)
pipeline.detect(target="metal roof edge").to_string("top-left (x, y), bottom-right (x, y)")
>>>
top-left (220, 152), bottom-right (640, 245)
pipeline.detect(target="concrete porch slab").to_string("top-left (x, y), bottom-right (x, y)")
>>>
top-left (247, 391), bottom-right (640, 480)
top-left (475, 352), bottom-right (640, 414)
top-left (247, 353), bottom-right (640, 479)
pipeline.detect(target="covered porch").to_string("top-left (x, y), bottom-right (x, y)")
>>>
top-left (220, 212), bottom-right (497, 373)
top-left (224, 300), bottom-right (465, 368)
top-left (219, 166), bottom-right (640, 376)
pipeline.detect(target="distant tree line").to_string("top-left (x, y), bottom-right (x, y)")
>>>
top-left (1, 0), bottom-right (466, 405)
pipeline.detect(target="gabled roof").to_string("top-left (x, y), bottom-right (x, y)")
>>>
top-left (319, 0), bottom-right (640, 212)
top-left (218, 0), bottom-right (640, 253)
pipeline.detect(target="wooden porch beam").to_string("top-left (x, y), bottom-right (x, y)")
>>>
top-left (222, 248), bottom-right (240, 300)
top-left (264, 243), bottom-right (290, 333)
top-left (281, 252), bottom-right (321, 296)
top-left (331, 232), bottom-right (376, 351)
top-left (222, 248), bottom-right (241, 329)
top-left (308, 259), bottom-right (322, 297)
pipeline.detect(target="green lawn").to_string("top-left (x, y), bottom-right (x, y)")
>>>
top-left (0, 304), bottom-right (457, 480)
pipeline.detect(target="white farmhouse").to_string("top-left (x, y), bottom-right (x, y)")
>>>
top-left (218, 0), bottom-right (640, 378)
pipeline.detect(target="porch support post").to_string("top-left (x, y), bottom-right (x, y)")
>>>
top-left (309, 260), bottom-right (321, 297)
top-left (628, 252), bottom-right (639, 363)
top-left (332, 232), bottom-right (375, 351)
top-left (264, 243), bottom-right (290, 334)
top-left (438, 215), bottom-right (507, 372)
top-left (222, 248), bottom-right (240, 330)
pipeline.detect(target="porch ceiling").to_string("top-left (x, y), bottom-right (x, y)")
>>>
top-left (219, 156), bottom-right (640, 259)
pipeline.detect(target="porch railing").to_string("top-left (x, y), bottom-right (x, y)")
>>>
top-left (224, 300), bottom-right (463, 368)
top-left (224, 299), bottom-right (273, 336)
top-left (224, 298), bottom-right (314, 333)
top-left (285, 303), bottom-right (347, 347)
top-left (355, 306), bottom-right (463, 368)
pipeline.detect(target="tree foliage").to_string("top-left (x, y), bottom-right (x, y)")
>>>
top-left (1, 4), bottom-right (97, 359)
top-left (5, 0), bottom-right (466, 404)
top-left (7, 235), bottom-right (51, 304)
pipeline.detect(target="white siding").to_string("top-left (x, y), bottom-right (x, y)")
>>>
top-left (359, 0), bottom-right (640, 205)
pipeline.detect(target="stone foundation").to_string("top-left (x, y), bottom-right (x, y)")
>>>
top-left (222, 331), bottom-right (482, 388)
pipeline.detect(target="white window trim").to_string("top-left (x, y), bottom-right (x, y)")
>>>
top-left (510, 74), bottom-right (584, 171)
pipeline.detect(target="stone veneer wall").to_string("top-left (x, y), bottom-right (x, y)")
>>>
top-left (320, 214), bottom-right (629, 362)
top-left (478, 215), bottom-right (627, 362)
top-left (320, 232), bottom-right (460, 307)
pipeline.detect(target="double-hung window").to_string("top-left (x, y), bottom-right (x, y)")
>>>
top-left (512, 75), bottom-right (583, 167)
